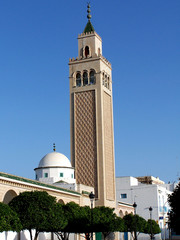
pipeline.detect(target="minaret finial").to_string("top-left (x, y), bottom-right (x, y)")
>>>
top-left (87, 2), bottom-right (91, 21)
top-left (53, 143), bottom-right (56, 152)
top-left (83, 2), bottom-right (94, 33)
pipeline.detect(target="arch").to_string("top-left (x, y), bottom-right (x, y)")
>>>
top-left (80, 48), bottom-right (83, 58)
top-left (85, 46), bottom-right (90, 58)
top-left (119, 210), bottom-right (124, 218)
top-left (90, 70), bottom-right (96, 85)
top-left (83, 71), bottom-right (88, 86)
top-left (76, 72), bottom-right (81, 87)
top-left (3, 190), bottom-right (17, 204)
top-left (107, 76), bottom-right (110, 89)
top-left (125, 211), bottom-right (128, 215)
top-left (105, 75), bottom-right (107, 87)
top-left (58, 199), bottom-right (65, 204)
top-left (102, 72), bottom-right (105, 85)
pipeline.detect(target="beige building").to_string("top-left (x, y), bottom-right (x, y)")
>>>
top-left (69, 4), bottom-right (116, 209)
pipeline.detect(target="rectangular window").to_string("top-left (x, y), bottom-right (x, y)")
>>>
top-left (44, 173), bottom-right (48, 178)
top-left (60, 173), bottom-right (64, 177)
top-left (120, 193), bottom-right (127, 199)
top-left (71, 174), bottom-right (74, 178)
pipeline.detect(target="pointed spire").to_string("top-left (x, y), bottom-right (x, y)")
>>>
top-left (53, 143), bottom-right (56, 152)
top-left (83, 3), bottom-right (95, 34)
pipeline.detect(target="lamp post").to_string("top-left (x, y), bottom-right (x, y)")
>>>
top-left (133, 202), bottom-right (137, 240)
top-left (149, 207), bottom-right (153, 240)
top-left (89, 192), bottom-right (95, 240)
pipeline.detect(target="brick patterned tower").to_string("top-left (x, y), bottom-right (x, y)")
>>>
top-left (69, 4), bottom-right (116, 208)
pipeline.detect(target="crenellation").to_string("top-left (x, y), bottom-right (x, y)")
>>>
top-left (100, 55), bottom-right (111, 68)
top-left (78, 31), bottom-right (101, 41)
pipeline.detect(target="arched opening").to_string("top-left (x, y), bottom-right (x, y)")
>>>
top-left (58, 199), bottom-right (65, 204)
top-left (85, 46), bottom-right (89, 58)
top-left (83, 71), bottom-right (88, 86)
top-left (119, 210), bottom-right (124, 218)
top-left (107, 77), bottom-right (110, 89)
top-left (90, 70), bottom-right (95, 85)
top-left (102, 72), bottom-right (105, 85)
top-left (105, 75), bottom-right (107, 87)
top-left (76, 72), bottom-right (81, 87)
top-left (3, 190), bottom-right (17, 204)
top-left (80, 48), bottom-right (83, 57)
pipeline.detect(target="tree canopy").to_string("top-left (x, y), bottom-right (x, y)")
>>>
top-left (92, 206), bottom-right (124, 239)
top-left (0, 202), bottom-right (22, 232)
top-left (144, 219), bottom-right (161, 238)
top-left (51, 203), bottom-right (123, 240)
top-left (123, 213), bottom-right (147, 240)
top-left (9, 191), bottom-right (57, 240)
top-left (6, 190), bottom-right (163, 240)
top-left (51, 202), bottom-right (91, 240)
top-left (168, 182), bottom-right (180, 234)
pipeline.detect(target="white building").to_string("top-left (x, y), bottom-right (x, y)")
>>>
top-left (34, 147), bottom-right (76, 190)
top-left (116, 176), bottom-right (173, 240)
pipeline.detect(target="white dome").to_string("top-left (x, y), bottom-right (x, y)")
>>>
top-left (38, 152), bottom-right (71, 168)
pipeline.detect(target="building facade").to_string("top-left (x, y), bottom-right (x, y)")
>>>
top-left (0, 171), bottom-right (92, 240)
top-left (116, 176), bottom-right (173, 239)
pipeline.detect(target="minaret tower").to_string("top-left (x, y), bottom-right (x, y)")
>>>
top-left (69, 4), bottom-right (116, 208)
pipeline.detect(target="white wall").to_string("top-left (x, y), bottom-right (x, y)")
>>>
top-left (0, 231), bottom-right (75, 240)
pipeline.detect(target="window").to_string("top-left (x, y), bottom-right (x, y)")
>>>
top-left (90, 70), bottom-right (95, 84)
top-left (60, 173), bottom-right (64, 177)
top-left (85, 46), bottom-right (89, 58)
top-left (83, 72), bottom-right (88, 86)
top-left (107, 77), bottom-right (110, 89)
top-left (102, 72), bottom-right (111, 90)
top-left (105, 75), bottom-right (107, 87)
top-left (44, 173), bottom-right (48, 178)
top-left (76, 73), bottom-right (81, 87)
top-left (120, 193), bottom-right (127, 199)
top-left (71, 174), bottom-right (74, 178)
top-left (102, 73), bottom-right (105, 85)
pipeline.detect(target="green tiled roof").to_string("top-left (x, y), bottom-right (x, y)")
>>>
top-left (0, 172), bottom-right (80, 195)
top-left (83, 21), bottom-right (95, 34)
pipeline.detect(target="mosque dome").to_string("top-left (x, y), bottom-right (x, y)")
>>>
top-left (38, 152), bottom-right (71, 168)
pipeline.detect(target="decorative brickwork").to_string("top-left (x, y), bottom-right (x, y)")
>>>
top-left (103, 92), bottom-right (115, 201)
top-left (74, 90), bottom-right (98, 197)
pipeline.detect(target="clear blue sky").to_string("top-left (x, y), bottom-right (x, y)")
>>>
top-left (0, 0), bottom-right (179, 183)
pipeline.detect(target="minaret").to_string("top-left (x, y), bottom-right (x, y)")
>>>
top-left (69, 4), bottom-right (116, 208)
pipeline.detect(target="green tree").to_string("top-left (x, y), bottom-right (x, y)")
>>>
top-left (144, 219), bottom-right (161, 239)
top-left (123, 213), bottom-right (146, 240)
top-left (9, 191), bottom-right (57, 240)
top-left (92, 206), bottom-right (124, 239)
top-left (53, 202), bottom-right (90, 240)
top-left (0, 202), bottom-right (22, 232)
top-left (168, 182), bottom-right (180, 234)
top-left (47, 202), bottom-right (68, 240)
